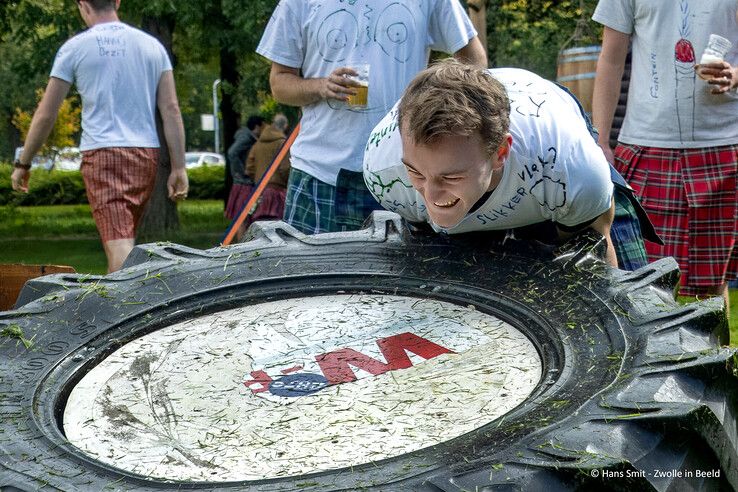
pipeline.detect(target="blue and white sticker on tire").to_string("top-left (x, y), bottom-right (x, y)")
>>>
top-left (63, 295), bottom-right (543, 481)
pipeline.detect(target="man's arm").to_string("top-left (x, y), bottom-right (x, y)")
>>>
top-left (156, 70), bottom-right (189, 201)
top-left (556, 198), bottom-right (617, 267)
top-left (269, 62), bottom-right (360, 107)
top-left (592, 27), bottom-right (630, 164)
top-left (588, 198), bottom-right (617, 267)
top-left (11, 77), bottom-right (71, 192)
top-left (453, 35), bottom-right (487, 68)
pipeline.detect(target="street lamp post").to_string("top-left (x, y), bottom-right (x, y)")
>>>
top-left (213, 79), bottom-right (221, 154)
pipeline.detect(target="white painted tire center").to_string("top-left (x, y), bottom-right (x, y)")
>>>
top-left (64, 294), bottom-right (542, 482)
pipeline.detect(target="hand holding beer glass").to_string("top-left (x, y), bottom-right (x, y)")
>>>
top-left (345, 63), bottom-right (370, 109)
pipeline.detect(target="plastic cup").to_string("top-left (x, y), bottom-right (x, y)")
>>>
top-left (700, 34), bottom-right (732, 64)
top-left (346, 64), bottom-right (369, 108)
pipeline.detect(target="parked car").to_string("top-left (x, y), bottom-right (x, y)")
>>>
top-left (185, 152), bottom-right (225, 169)
top-left (54, 147), bottom-right (82, 171)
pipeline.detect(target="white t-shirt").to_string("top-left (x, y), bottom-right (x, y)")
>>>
top-left (256, 0), bottom-right (476, 186)
top-left (50, 21), bottom-right (172, 151)
top-left (593, 0), bottom-right (738, 148)
top-left (363, 68), bottom-right (614, 234)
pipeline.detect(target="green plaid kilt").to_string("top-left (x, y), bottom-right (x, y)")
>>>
top-left (612, 187), bottom-right (649, 271)
top-left (283, 168), bottom-right (384, 234)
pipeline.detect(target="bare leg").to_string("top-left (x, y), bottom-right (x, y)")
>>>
top-left (103, 238), bottom-right (135, 273)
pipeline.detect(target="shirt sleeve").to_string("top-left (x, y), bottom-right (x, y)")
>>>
top-left (428, 0), bottom-right (478, 54)
top-left (256, 0), bottom-right (304, 68)
top-left (159, 42), bottom-right (173, 72)
top-left (50, 39), bottom-right (76, 84)
top-left (591, 0), bottom-right (635, 35)
top-left (555, 139), bottom-right (614, 228)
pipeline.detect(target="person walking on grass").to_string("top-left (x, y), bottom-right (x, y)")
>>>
top-left (11, 0), bottom-right (188, 273)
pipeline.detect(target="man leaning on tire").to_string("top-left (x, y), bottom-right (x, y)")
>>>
top-left (363, 59), bottom-right (660, 269)
top-left (10, 0), bottom-right (188, 273)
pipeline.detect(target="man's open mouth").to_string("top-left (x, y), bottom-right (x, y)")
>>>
top-left (433, 198), bottom-right (460, 208)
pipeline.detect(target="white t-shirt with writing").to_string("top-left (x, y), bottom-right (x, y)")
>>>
top-left (593, 0), bottom-right (738, 148)
top-left (256, 0), bottom-right (476, 186)
top-left (363, 68), bottom-right (614, 233)
top-left (50, 21), bottom-right (172, 151)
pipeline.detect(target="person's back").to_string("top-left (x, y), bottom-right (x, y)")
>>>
top-left (11, 0), bottom-right (188, 273)
top-left (52, 21), bottom-right (170, 150)
top-left (241, 114), bottom-right (291, 228)
top-left (246, 114), bottom-right (291, 189)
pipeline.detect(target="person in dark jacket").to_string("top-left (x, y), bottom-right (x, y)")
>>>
top-left (225, 115), bottom-right (264, 222)
top-left (243, 114), bottom-right (291, 228)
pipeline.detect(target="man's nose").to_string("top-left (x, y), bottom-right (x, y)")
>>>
top-left (423, 181), bottom-right (449, 203)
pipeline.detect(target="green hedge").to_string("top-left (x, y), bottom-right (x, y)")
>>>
top-left (0, 163), bottom-right (225, 205)
top-left (187, 165), bottom-right (226, 200)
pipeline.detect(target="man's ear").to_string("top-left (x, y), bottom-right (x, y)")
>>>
top-left (496, 133), bottom-right (513, 163)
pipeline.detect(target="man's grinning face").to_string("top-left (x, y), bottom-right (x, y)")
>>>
top-left (400, 126), bottom-right (511, 228)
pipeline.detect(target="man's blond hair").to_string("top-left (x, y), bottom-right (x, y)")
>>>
top-left (398, 59), bottom-right (510, 156)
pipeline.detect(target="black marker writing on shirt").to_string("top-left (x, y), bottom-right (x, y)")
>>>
top-left (476, 187), bottom-right (527, 225)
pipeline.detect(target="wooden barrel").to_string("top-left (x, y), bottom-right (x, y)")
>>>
top-left (556, 45), bottom-right (601, 114)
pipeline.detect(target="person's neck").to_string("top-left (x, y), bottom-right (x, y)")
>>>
top-left (87, 11), bottom-right (119, 27)
top-left (486, 165), bottom-right (505, 192)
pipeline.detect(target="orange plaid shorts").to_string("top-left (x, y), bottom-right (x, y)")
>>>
top-left (81, 147), bottom-right (159, 242)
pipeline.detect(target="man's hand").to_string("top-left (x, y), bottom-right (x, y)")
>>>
top-left (597, 142), bottom-right (616, 165)
top-left (11, 168), bottom-right (30, 193)
top-left (696, 61), bottom-right (738, 94)
top-left (318, 67), bottom-right (361, 102)
top-left (167, 168), bottom-right (189, 201)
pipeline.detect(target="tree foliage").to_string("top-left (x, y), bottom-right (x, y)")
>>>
top-left (488, 0), bottom-right (601, 79)
top-left (13, 89), bottom-right (81, 155)
top-left (0, 0), bottom-right (602, 160)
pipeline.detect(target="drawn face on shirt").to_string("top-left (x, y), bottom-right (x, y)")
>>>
top-left (400, 128), bottom-right (512, 228)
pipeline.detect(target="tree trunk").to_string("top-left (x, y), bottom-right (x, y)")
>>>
top-left (467, 0), bottom-right (488, 59)
top-left (220, 47), bottom-right (241, 207)
top-left (137, 13), bottom-right (180, 241)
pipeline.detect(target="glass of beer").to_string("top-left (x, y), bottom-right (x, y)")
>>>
top-left (346, 64), bottom-right (369, 109)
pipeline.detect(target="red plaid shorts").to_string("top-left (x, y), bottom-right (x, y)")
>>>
top-left (81, 147), bottom-right (159, 242)
top-left (614, 143), bottom-right (738, 295)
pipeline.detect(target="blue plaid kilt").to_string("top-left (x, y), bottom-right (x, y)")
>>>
top-left (612, 187), bottom-right (649, 271)
top-left (283, 168), bottom-right (384, 234)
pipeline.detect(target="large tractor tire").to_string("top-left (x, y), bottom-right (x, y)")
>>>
top-left (1, 211), bottom-right (737, 491)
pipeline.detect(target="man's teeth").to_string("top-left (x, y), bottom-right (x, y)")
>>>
top-left (434, 198), bottom-right (459, 207)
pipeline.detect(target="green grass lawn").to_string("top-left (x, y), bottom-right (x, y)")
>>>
top-left (1, 201), bottom-right (737, 344)
top-left (0, 200), bottom-right (229, 274)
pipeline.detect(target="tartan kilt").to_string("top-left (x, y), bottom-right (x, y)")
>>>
top-left (614, 143), bottom-right (738, 295)
top-left (283, 168), bottom-right (383, 235)
top-left (225, 183), bottom-right (254, 220)
top-left (80, 147), bottom-right (158, 242)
